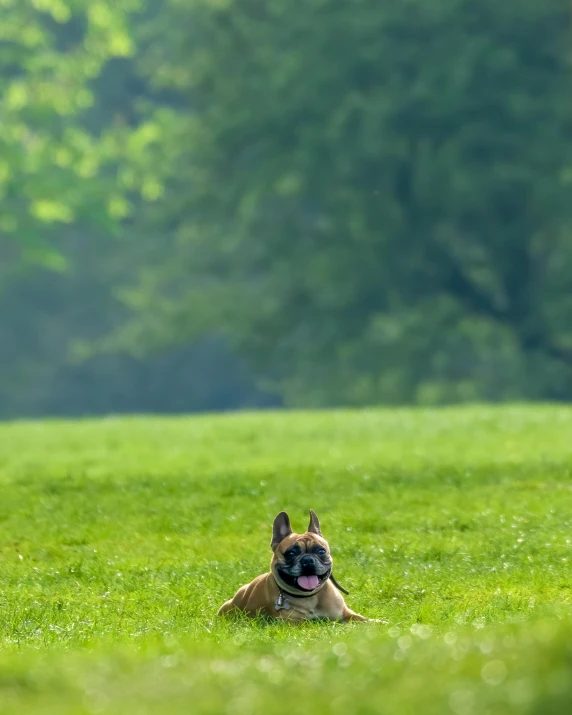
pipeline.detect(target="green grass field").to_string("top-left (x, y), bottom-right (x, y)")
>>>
top-left (2, 406), bottom-right (572, 714)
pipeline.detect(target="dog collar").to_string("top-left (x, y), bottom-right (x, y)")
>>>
top-left (272, 572), bottom-right (332, 608)
top-left (274, 586), bottom-right (317, 611)
top-left (278, 585), bottom-right (317, 599)
top-left (272, 571), bottom-right (349, 605)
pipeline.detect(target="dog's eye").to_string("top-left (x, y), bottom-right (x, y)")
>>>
top-left (317, 548), bottom-right (326, 556)
top-left (284, 550), bottom-right (297, 560)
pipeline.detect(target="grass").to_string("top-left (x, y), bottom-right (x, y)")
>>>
top-left (2, 405), bottom-right (572, 713)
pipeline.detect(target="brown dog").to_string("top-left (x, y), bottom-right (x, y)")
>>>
top-left (217, 510), bottom-right (367, 621)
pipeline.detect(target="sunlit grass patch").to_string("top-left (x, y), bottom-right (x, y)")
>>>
top-left (1, 405), bottom-right (572, 713)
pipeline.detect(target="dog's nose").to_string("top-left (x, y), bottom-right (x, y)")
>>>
top-left (300, 555), bottom-right (315, 569)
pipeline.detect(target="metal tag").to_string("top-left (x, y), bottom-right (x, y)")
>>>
top-left (275, 592), bottom-right (290, 610)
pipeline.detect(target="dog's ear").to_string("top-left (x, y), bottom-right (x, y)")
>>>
top-left (271, 511), bottom-right (293, 549)
top-left (307, 509), bottom-right (322, 536)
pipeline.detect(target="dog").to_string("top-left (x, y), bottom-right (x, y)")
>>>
top-left (217, 510), bottom-right (368, 621)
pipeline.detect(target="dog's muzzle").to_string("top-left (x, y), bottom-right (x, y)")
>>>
top-left (276, 554), bottom-right (331, 593)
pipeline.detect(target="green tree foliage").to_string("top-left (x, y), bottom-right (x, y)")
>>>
top-left (0, 229), bottom-right (274, 418)
top-left (0, 0), bottom-right (274, 416)
top-left (0, 0), bottom-right (136, 274)
top-left (1, 0), bottom-right (572, 416)
top-left (120, 0), bottom-right (572, 406)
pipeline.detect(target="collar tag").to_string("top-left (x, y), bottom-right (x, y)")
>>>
top-left (275, 591), bottom-right (290, 610)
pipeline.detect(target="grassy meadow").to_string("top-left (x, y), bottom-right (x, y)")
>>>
top-left (2, 406), bottom-right (572, 713)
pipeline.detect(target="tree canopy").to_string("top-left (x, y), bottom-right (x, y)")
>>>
top-left (0, 0), bottom-right (138, 277)
top-left (1, 0), bottom-right (571, 415)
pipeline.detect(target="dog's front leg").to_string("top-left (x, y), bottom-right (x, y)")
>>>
top-left (340, 607), bottom-right (368, 622)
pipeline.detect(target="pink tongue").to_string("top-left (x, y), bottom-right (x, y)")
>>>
top-left (297, 575), bottom-right (319, 590)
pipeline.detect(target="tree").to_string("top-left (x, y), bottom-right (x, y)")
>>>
top-left (0, 0), bottom-right (273, 417)
top-left (0, 0), bottom-right (137, 277)
top-left (117, 0), bottom-right (572, 405)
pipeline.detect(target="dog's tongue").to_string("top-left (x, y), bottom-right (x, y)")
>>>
top-left (297, 575), bottom-right (319, 591)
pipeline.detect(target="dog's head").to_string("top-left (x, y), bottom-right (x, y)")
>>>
top-left (270, 510), bottom-right (332, 595)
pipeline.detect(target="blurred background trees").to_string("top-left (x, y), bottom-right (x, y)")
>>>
top-left (1, 0), bottom-right (571, 417)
